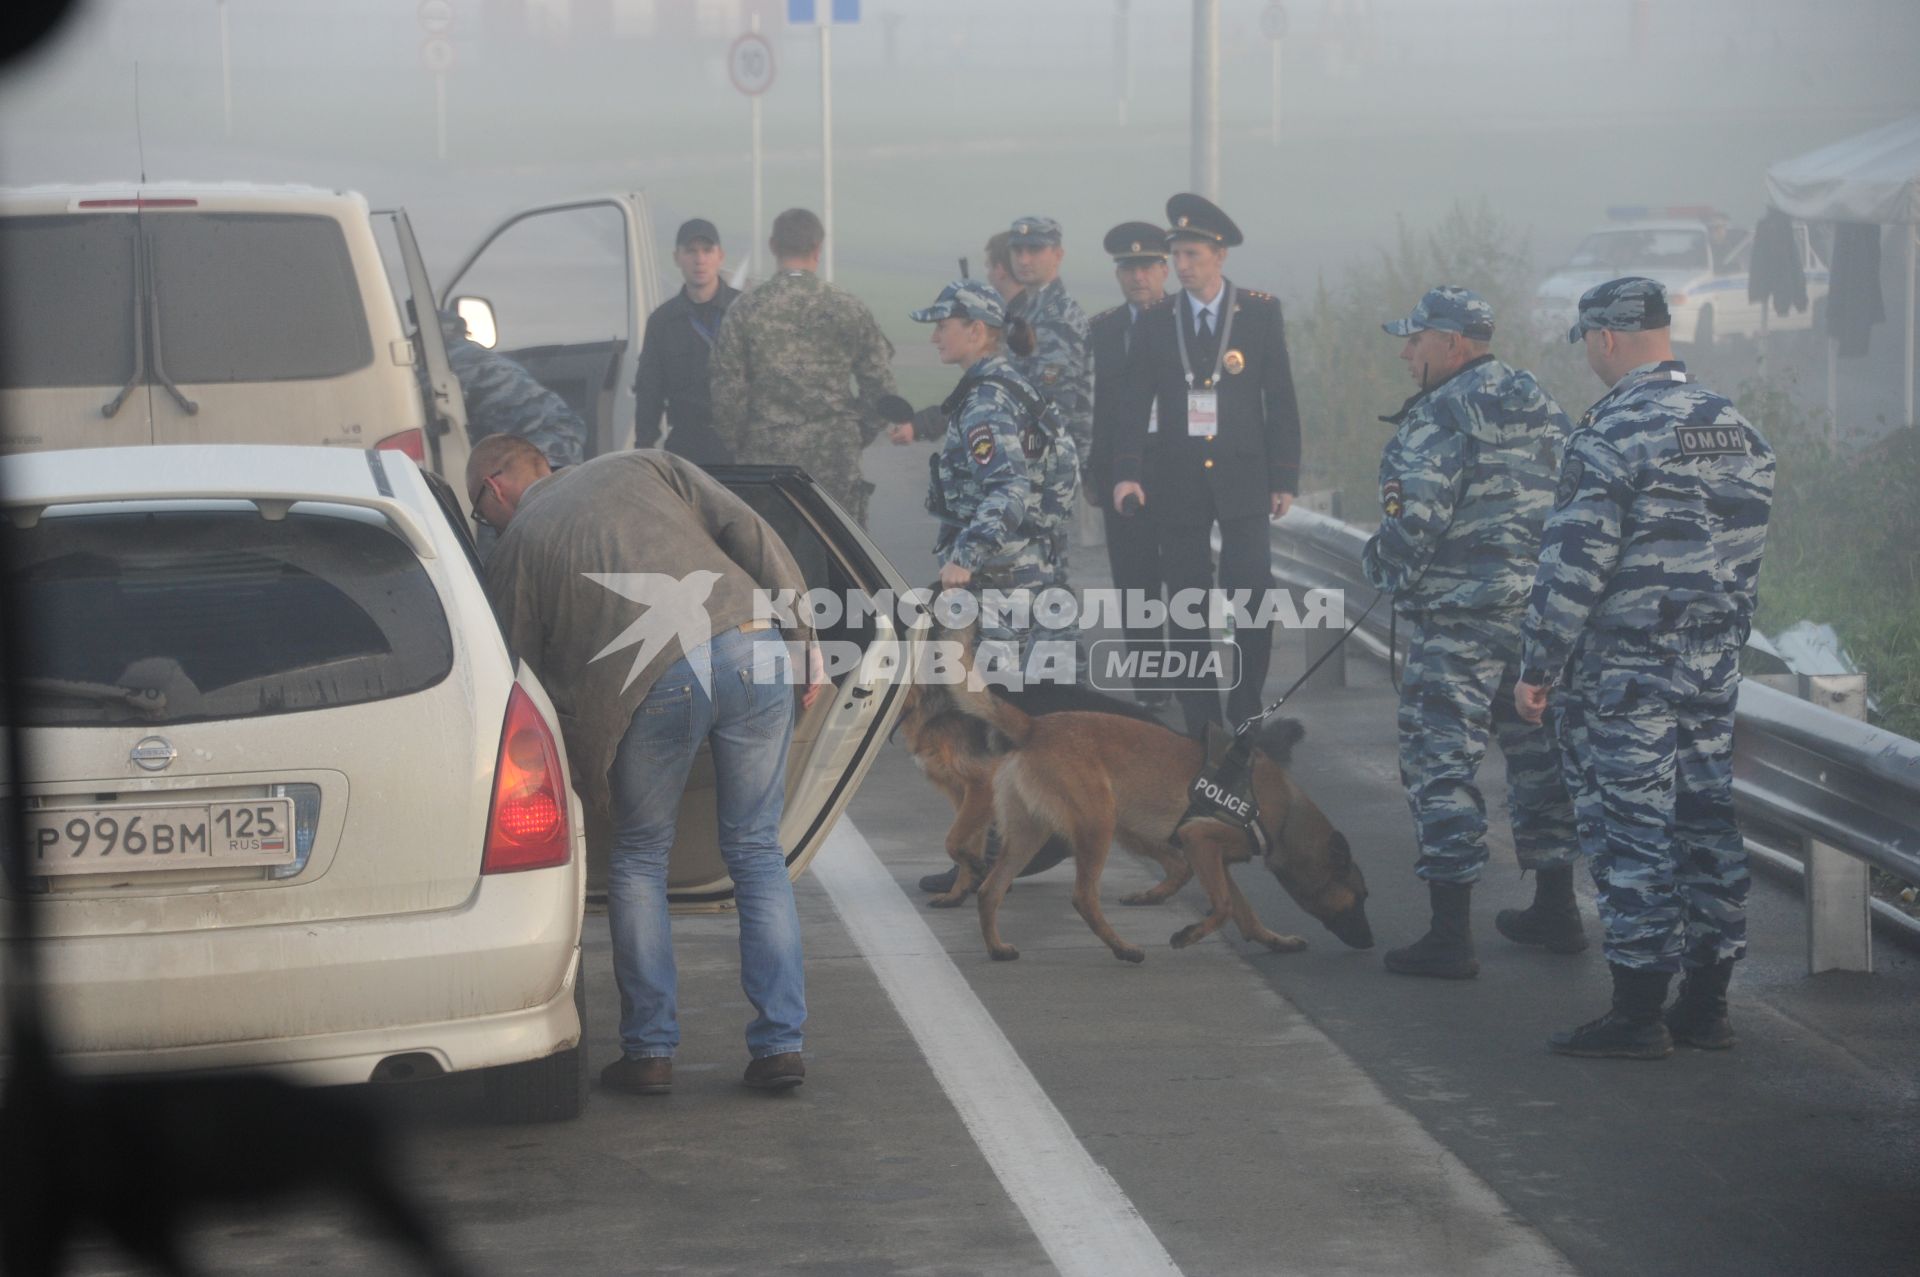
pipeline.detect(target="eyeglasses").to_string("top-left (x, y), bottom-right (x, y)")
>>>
top-left (469, 469), bottom-right (507, 527)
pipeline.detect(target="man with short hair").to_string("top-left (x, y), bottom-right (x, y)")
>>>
top-left (1088, 220), bottom-right (1173, 708)
top-left (470, 434), bottom-right (828, 1095)
top-left (1517, 277), bottom-right (1774, 1059)
top-left (1361, 286), bottom-right (1580, 981)
top-left (632, 218), bottom-right (740, 466)
top-left (709, 208), bottom-right (900, 525)
top-left (1110, 194), bottom-right (1303, 735)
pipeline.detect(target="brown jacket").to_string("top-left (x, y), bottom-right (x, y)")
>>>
top-left (484, 450), bottom-right (812, 815)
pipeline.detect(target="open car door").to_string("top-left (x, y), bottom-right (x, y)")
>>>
top-left (569, 465), bottom-right (915, 906)
top-left (437, 194), bottom-right (661, 459)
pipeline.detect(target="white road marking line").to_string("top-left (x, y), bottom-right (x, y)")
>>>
top-left (813, 819), bottom-right (1185, 1277)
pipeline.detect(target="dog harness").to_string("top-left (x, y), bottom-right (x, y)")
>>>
top-left (1166, 588), bottom-right (1386, 854)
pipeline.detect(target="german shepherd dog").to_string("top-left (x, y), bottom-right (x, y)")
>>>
top-left (937, 653), bottom-right (1376, 965)
top-left (892, 628), bottom-right (1186, 910)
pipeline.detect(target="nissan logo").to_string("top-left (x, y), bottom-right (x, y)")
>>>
top-left (130, 737), bottom-right (177, 772)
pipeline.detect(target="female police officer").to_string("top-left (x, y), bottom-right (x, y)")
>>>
top-left (893, 278), bottom-right (1078, 680)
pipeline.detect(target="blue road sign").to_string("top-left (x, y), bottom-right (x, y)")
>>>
top-left (788, 0), bottom-right (860, 22)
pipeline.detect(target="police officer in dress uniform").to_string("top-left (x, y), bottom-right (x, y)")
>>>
top-left (632, 218), bottom-right (740, 466)
top-left (1088, 221), bottom-right (1174, 708)
top-left (1516, 277), bottom-right (1775, 1059)
top-left (1110, 194), bottom-right (1303, 736)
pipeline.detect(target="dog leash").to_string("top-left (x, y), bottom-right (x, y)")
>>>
top-left (1170, 589), bottom-right (1385, 853)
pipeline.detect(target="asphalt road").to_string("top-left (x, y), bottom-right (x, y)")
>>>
top-left (57, 436), bottom-right (1920, 1277)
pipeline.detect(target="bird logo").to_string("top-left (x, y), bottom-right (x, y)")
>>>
top-left (584, 570), bottom-right (725, 694)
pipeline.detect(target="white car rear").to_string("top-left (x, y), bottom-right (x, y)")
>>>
top-left (0, 446), bottom-right (586, 1120)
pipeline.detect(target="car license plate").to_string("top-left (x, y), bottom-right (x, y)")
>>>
top-left (26, 798), bottom-right (297, 877)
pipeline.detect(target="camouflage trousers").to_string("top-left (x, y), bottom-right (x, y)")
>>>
top-left (1397, 612), bottom-right (1578, 886)
top-left (1555, 644), bottom-right (1747, 973)
top-left (964, 559), bottom-right (1077, 687)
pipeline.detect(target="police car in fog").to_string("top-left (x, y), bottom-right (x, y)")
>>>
top-left (1531, 206), bottom-right (1829, 347)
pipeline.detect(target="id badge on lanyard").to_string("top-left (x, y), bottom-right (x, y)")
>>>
top-left (1186, 390), bottom-right (1218, 438)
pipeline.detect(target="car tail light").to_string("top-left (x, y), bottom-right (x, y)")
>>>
top-left (376, 429), bottom-right (425, 462)
top-left (482, 685), bottom-right (572, 874)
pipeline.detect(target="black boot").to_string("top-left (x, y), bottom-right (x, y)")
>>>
top-left (919, 828), bottom-right (1018, 894)
top-left (1665, 958), bottom-right (1736, 1049)
top-left (1494, 865), bottom-right (1588, 954)
top-left (1549, 965), bottom-right (1674, 1059)
top-left (1383, 883), bottom-right (1479, 979)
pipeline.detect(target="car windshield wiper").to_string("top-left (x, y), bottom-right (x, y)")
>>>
top-left (15, 678), bottom-right (169, 717)
top-left (100, 233), bottom-right (148, 419)
top-left (144, 238), bottom-right (198, 416)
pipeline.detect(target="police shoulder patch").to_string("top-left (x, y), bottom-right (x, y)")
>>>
top-left (1673, 422), bottom-right (1747, 458)
top-left (968, 424), bottom-right (997, 464)
top-left (1555, 455), bottom-right (1585, 509)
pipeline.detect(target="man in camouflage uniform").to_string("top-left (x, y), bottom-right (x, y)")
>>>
top-left (1517, 277), bottom-right (1775, 1059)
top-left (439, 310), bottom-right (585, 467)
top-left (1363, 287), bottom-right (1580, 981)
top-left (709, 208), bottom-right (900, 525)
top-left (1005, 216), bottom-right (1092, 660)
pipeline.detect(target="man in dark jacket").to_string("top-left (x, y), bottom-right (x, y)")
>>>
top-left (1109, 194), bottom-right (1303, 735)
top-left (633, 218), bottom-right (740, 466)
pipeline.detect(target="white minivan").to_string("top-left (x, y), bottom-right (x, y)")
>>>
top-left (0, 183), bottom-right (470, 479)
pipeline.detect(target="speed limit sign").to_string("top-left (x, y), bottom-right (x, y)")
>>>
top-left (729, 32), bottom-right (776, 97)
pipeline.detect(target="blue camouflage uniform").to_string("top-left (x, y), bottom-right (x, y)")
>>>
top-left (1005, 217), bottom-right (1091, 657)
top-left (1363, 287), bottom-right (1577, 886)
top-left (912, 280), bottom-right (1079, 680)
top-left (1521, 278), bottom-right (1775, 975)
top-left (438, 311), bottom-right (586, 467)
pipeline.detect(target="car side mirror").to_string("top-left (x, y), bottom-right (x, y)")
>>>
top-left (453, 295), bottom-right (498, 350)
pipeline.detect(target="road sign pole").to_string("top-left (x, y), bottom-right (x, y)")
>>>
top-left (821, 21), bottom-right (834, 282)
top-left (1270, 38), bottom-right (1281, 145)
top-left (218, 0), bottom-right (233, 137)
top-left (1191, 0), bottom-right (1219, 199)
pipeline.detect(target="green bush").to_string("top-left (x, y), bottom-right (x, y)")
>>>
top-left (1294, 202), bottom-right (1919, 739)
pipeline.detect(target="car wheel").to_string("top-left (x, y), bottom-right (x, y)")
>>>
top-left (1694, 305), bottom-right (1715, 347)
top-left (481, 956), bottom-right (588, 1123)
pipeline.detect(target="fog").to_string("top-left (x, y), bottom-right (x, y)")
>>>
top-left (3, 0), bottom-right (1917, 412)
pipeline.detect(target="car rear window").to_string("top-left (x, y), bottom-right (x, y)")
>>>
top-left (146, 213), bottom-right (373, 383)
top-left (0, 213), bottom-right (139, 389)
top-left (0, 211), bottom-right (373, 389)
top-left (4, 507), bottom-right (452, 726)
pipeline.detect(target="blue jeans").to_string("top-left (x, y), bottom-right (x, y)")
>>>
top-left (605, 626), bottom-right (806, 1060)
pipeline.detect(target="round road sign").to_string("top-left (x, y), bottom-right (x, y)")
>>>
top-left (1260, 3), bottom-right (1289, 41)
top-left (421, 36), bottom-right (455, 74)
top-left (729, 32), bottom-right (776, 97)
top-left (418, 0), bottom-right (454, 36)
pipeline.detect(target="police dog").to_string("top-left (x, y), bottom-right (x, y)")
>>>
top-left (893, 614), bottom-right (1190, 910)
top-left (948, 682), bottom-right (1375, 963)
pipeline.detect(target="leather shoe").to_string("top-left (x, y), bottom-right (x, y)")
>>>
top-left (743, 1051), bottom-right (806, 1091)
top-left (600, 1055), bottom-right (672, 1095)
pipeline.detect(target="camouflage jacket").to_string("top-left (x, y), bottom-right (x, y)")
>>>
top-left (1007, 278), bottom-right (1094, 470)
top-left (1362, 356), bottom-right (1570, 615)
top-left (1520, 360), bottom-right (1775, 684)
top-left (439, 313), bottom-right (585, 466)
top-left (931, 355), bottom-right (1043, 572)
top-left (707, 270), bottom-right (898, 474)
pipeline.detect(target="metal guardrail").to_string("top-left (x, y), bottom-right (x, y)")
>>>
top-left (1267, 505), bottom-right (1920, 961)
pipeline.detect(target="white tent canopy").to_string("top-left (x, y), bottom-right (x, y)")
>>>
top-left (1765, 114), bottom-right (1920, 430)
top-left (1766, 113), bottom-right (1920, 226)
